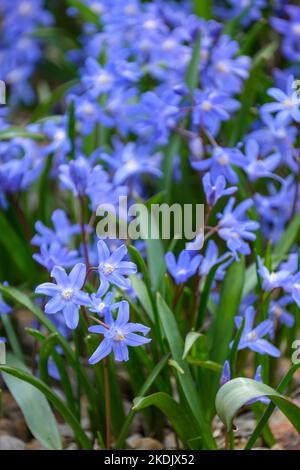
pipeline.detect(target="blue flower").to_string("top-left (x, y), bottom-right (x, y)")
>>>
top-left (257, 256), bottom-right (291, 291)
top-left (199, 240), bottom-right (230, 278)
top-left (0, 292), bottom-right (11, 316)
top-left (268, 297), bottom-right (295, 339)
top-left (88, 283), bottom-right (115, 317)
top-left (33, 242), bottom-right (80, 271)
top-left (204, 35), bottom-right (250, 93)
top-left (101, 141), bottom-right (162, 186)
top-left (192, 146), bottom-right (245, 184)
top-left (285, 272), bottom-right (300, 309)
top-left (32, 209), bottom-right (80, 246)
top-left (88, 301), bottom-right (151, 363)
top-left (192, 89), bottom-right (239, 136)
top-left (59, 157), bottom-right (91, 197)
top-left (233, 307), bottom-right (281, 357)
top-left (82, 58), bottom-right (115, 97)
top-left (243, 139), bottom-right (281, 182)
top-left (271, 6), bottom-right (300, 61)
top-left (261, 76), bottom-right (300, 124)
top-left (97, 240), bottom-right (137, 291)
top-left (202, 172), bottom-right (237, 207)
top-left (43, 120), bottom-right (70, 156)
top-left (217, 198), bottom-right (259, 259)
top-left (165, 250), bottom-right (202, 285)
top-left (35, 263), bottom-right (90, 329)
top-left (220, 360), bottom-right (231, 386)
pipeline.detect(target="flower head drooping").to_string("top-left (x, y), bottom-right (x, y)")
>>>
top-left (88, 301), bottom-right (151, 363)
top-left (35, 263), bottom-right (90, 329)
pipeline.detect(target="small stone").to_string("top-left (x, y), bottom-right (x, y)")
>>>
top-left (127, 434), bottom-right (163, 450)
top-left (0, 435), bottom-right (26, 450)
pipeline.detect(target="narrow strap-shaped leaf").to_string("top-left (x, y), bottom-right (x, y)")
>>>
top-left (216, 378), bottom-right (300, 433)
top-left (157, 294), bottom-right (216, 449)
top-left (0, 364), bottom-right (93, 449)
top-left (1, 355), bottom-right (62, 450)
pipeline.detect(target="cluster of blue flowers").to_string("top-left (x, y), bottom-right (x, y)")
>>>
top-left (0, 0), bottom-right (300, 375)
top-left (0, 0), bottom-right (52, 105)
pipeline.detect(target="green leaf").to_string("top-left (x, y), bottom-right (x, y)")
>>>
top-left (193, 0), bottom-right (212, 19)
top-left (182, 332), bottom-right (202, 359)
top-left (168, 359), bottom-right (184, 374)
top-left (186, 359), bottom-right (223, 373)
top-left (139, 207), bottom-right (165, 291)
top-left (31, 80), bottom-right (78, 121)
top-left (131, 275), bottom-right (154, 323)
top-left (230, 42), bottom-right (278, 145)
top-left (0, 362), bottom-right (92, 449)
top-left (1, 314), bottom-right (24, 362)
top-left (196, 255), bottom-right (231, 329)
top-left (133, 392), bottom-right (201, 449)
top-left (67, 99), bottom-right (76, 159)
top-left (0, 212), bottom-right (35, 279)
top-left (210, 258), bottom-right (245, 364)
top-left (245, 363), bottom-right (300, 449)
top-left (128, 245), bottom-right (152, 291)
top-left (216, 378), bottom-right (300, 433)
top-left (1, 354), bottom-right (62, 450)
top-left (0, 127), bottom-right (44, 141)
top-left (64, 0), bottom-right (101, 24)
top-left (157, 294), bottom-right (216, 449)
top-left (185, 34), bottom-right (201, 92)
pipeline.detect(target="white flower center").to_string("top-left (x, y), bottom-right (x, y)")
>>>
top-left (269, 272), bottom-right (277, 281)
top-left (162, 39), bottom-right (176, 50)
top-left (97, 72), bottom-right (112, 86)
top-left (292, 23), bottom-right (300, 35)
top-left (246, 330), bottom-right (257, 341)
top-left (143, 20), bottom-right (157, 30)
top-left (201, 100), bottom-right (212, 111)
top-left (124, 4), bottom-right (137, 15)
top-left (19, 2), bottom-right (32, 15)
top-left (216, 61), bottom-right (229, 73)
top-left (54, 130), bottom-right (65, 142)
top-left (274, 307), bottom-right (282, 318)
top-left (218, 154), bottom-right (229, 165)
top-left (102, 263), bottom-right (115, 276)
top-left (126, 159), bottom-right (139, 171)
top-left (61, 288), bottom-right (74, 300)
top-left (283, 99), bottom-right (293, 108)
top-left (294, 283), bottom-right (300, 290)
top-left (82, 103), bottom-right (94, 115)
top-left (90, 2), bottom-right (104, 14)
top-left (113, 328), bottom-right (125, 341)
top-left (98, 302), bottom-right (105, 312)
top-left (6, 69), bottom-right (22, 84)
